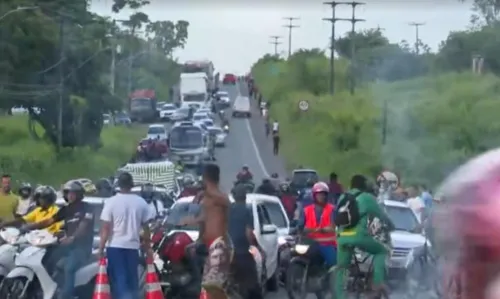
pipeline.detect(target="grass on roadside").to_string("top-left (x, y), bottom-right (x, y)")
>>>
top-left (0, 116), bottom-right (145, 186)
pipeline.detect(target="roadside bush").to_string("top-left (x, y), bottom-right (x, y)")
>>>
top-left (252, 54), bottom-right (500, 186)
top-left (0, 116), bottom-right (144, 186)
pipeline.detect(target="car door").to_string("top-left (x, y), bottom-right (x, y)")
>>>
top-left (262, 200), bottom-right (290, 237)
top-left (256, 203), bottom-right (279, 277)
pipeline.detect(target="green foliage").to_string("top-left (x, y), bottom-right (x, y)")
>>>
top-left (0, 115), bottom-right (144, 185)
top-left (251, 21), bottom-right (500, 186)
top-left (0, 0), bottom-right (188, 149)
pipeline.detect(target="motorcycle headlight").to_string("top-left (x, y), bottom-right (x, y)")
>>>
top-left (278, 236), bottom-right (287, 246)
top-left (294, 244), bottom-right (309, 255)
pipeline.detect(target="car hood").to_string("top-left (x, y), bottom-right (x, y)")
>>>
top-left (390, 230), bottom-right (427, 248)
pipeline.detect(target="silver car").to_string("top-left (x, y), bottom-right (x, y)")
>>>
top-left (170, 107), bottom-right (190, 121)
top-left (208, 126), bottom-right (226, 147)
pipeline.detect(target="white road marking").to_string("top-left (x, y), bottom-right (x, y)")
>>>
top-left (236, 84), bottom-right (270, 178)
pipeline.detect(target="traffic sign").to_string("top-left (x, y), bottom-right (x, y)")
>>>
top-left (298, 100), bottom-right (309, 111)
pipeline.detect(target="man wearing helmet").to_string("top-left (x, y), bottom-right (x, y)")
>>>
top-left (24, 181), bottom-right (94, 299)
top-left (298, 182), bottom-right (337, 268)
top-left (236, 165), bottom-right (253, 183)
top-left (141, 183), bottom-right (165, 219)
top-left (16, 182), bottom-right (35, 216)
top-left (0, 186), bottom-right (62, 233)
top-left (334, 175), bottom-right (395, 299)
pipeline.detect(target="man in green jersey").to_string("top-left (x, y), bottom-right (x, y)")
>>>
top-left (334, 175), bottom-right (395, 299)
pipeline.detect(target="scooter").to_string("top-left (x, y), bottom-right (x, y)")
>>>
top-left (0, 228), bottom-right (26, 281)
top-left (0, 230), bottom-right (99, 299)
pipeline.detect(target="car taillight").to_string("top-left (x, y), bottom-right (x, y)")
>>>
top-left (162, 232), bottom-right (193, 263)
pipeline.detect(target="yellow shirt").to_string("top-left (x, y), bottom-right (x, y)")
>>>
top-left (23, 205), bottom-right (62, 234)
top-left (0, 192), bottom-right (19, 222)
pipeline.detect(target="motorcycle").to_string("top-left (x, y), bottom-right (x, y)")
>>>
top-left (233, 180), bottom-right (255, 193)
top-left (0, 228), bottom-right (26, 284)
top-left (223, 124), bottom-right (229, 133)
top-left (285, 237), bottom-right (332, 299)
top-left (0, 230), bottom-right (98, 299)
top-left (151, 215), bottom-right (200, 299)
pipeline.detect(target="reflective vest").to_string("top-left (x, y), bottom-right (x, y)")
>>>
top-left (304, 204), bottom-right (336, 246)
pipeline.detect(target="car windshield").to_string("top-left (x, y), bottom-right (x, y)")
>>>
top-left (183, 93), bottom-right (205, 103)
top-left (131, 98), bottom-right (150, 108)
top-left (193, 114), bottom-right (207, 121)
top-left (116, 113), bottom-right (128, 120)
top-left (169, 126), bottom-right (203, 149)
top-left (177, 108), bottom-right (189, 114)
top-left (203, 120), bottom-right (213, 126)
top-left (209, 128), bottom-right (222, 134)
top-left (217, 92), bottom-right (228, 97)
top-left (167, 202), bottom-right (200, 230)
top-left (148, 127), bottom-right (165, 134)
top-left (291, 171), bottom-right (319, 188)
top-left (162, 105), bottom-right (175, 111)
top-left (385, 205), bottom-right (419, 232)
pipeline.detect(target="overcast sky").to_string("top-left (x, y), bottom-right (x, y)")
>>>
top-left (90, 0), bottom-right (473, 74)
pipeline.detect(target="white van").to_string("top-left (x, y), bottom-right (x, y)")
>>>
top-left (232, 96), bottom-right (251, 118)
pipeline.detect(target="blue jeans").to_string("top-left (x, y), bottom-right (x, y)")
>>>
top-left (56, 246), bottom-right (88, 299)
top-left (107, 247), bottom-right (140, 299)
top-left (318, 244), bottom-right (337, 267)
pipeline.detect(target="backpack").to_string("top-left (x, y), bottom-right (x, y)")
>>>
top-left (334, 191), bottom-right (362, 229)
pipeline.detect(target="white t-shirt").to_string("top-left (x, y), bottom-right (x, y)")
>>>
top-left (407, 196), bottom-right (425, 222)
top-left (100, 193), bottom-right (152, 249)
top-left (148, 200), bottom-right (165, 219)
top-left (272, 122), bottom-right (279, 131)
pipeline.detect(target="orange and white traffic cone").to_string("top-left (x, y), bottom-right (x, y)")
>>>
top-left (199, 287), bottom-right (208, 299)
top-left (93, 258), bottom-right (111, 299)
top-left (145, 257), bottom-right (164, 299)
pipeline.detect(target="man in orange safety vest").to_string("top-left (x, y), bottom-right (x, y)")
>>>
top-left (298, 181), bottom-right (337, 267)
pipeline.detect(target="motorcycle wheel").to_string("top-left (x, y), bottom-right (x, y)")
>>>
top-left (285, 262), bottom-right (308, 299)
top-left (0, 278), bottom-right (30, 299)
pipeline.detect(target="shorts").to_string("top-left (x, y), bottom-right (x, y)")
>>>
top-left (202, 236), bottom-right (233, 291)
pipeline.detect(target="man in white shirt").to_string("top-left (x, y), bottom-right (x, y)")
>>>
top-left (99, 172), bottom-right (153, 299)
top-left (406, 186), bottom-right (425, 222)
top-left (272, 121), bottom-right (279, 133)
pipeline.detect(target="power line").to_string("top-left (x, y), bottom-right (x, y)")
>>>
top-left (335, 1), bottom-right (365, 95)
top-left (409, 22), bottom-right (425, 54)
top-left (269, 35), bottom-right (282, 56)
top-left (282, 17), bottom-right (300, 58)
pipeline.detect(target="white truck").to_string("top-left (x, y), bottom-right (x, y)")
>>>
top-left (179, 73), bottom-right (208, 109)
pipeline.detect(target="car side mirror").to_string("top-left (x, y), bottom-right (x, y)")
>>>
top-left (262, 224), bottom-right (277, 234)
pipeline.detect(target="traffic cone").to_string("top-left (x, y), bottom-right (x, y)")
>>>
top-left (199, 287), bottom-right (208, 299)
top-left (93, 258), bottom-right (111, 299)
top-left (145, 256), bottom-right (164, 299)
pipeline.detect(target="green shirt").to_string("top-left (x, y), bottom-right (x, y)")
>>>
top-left (0, 192), bottom-right (18, 222)
top-left (338, 188), bottom-right (394, 237)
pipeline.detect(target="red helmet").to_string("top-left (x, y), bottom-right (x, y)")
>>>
top-left (436, 148), bottom-right (500, 299)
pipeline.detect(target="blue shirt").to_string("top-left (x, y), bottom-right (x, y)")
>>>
top-left (228, 203), bottom-right (254, 254)
top-left (421, 191), bottom-right (433, 209)
top-left (298, 204), bottom-right (335, 229)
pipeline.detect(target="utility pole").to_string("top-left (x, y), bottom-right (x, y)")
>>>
top-left (283, 17), bottom-right (300, 57)
top-left (57, 11), bottom-right (66, 150)
top-left (127, 26), bottom-right (136, 96)
top-left (110, 20), bottom-right (116, 95)
top-left (409, 22), bottom-right (425, 54)
top-left (323, 1), bottom-right (352, 95)
top-left (336, 1), bottom-right (365, 95)
top-left (269, 35), bottom-right (282, 56)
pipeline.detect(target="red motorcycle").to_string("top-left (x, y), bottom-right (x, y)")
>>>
top-left (151, 207), bottom-right (203, 299)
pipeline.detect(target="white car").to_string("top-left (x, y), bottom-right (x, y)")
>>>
top-left (192, 112), bottom-right (209, 122)
top-left (159, 104), bottom-right (176, 121)
top-left (103, 114), bottom-right (112, 125)
top-left (170, 107), bottom-right (190, 122)
top-left (196, 108), bottom-right (213, 119)
top-left (356, 200), bottom-right (429, 277)
top-left (170, 194), bottom-right (281, 289)
top-left (208, 126), bottom-right (227, 147)
top-left (147, 124), bottom-right (168, 140)
top-left (232, 96), bottom-right (251, 118)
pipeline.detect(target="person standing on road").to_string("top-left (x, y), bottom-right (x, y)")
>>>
top-left (272, 130), bottom-right (280, 155)
top-left (0, 174), bottom-right (18, 222)
top-left (229, 185), bottom-right (265, 299)
top-left (99, 172), bottom-right (154, 299)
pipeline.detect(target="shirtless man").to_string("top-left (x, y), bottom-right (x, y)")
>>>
top-left (182, 164), bottom-right (231, 299)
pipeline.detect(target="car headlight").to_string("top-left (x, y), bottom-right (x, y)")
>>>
top-left (294, 244), bottom-right (309, 254)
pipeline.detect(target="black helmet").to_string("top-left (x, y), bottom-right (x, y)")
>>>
top-left (18, 182), bottom-right (32, 198)
top-left (64, 181), bottom-right (85, 201)
top-left (95, 178), bottom-right (113, 196)
top-left (279, 182), bottom-right (289, 192)
top-left (38, 186), bottom-right (57, 205)
top-left (271, 173), bottom-right (279, 179)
